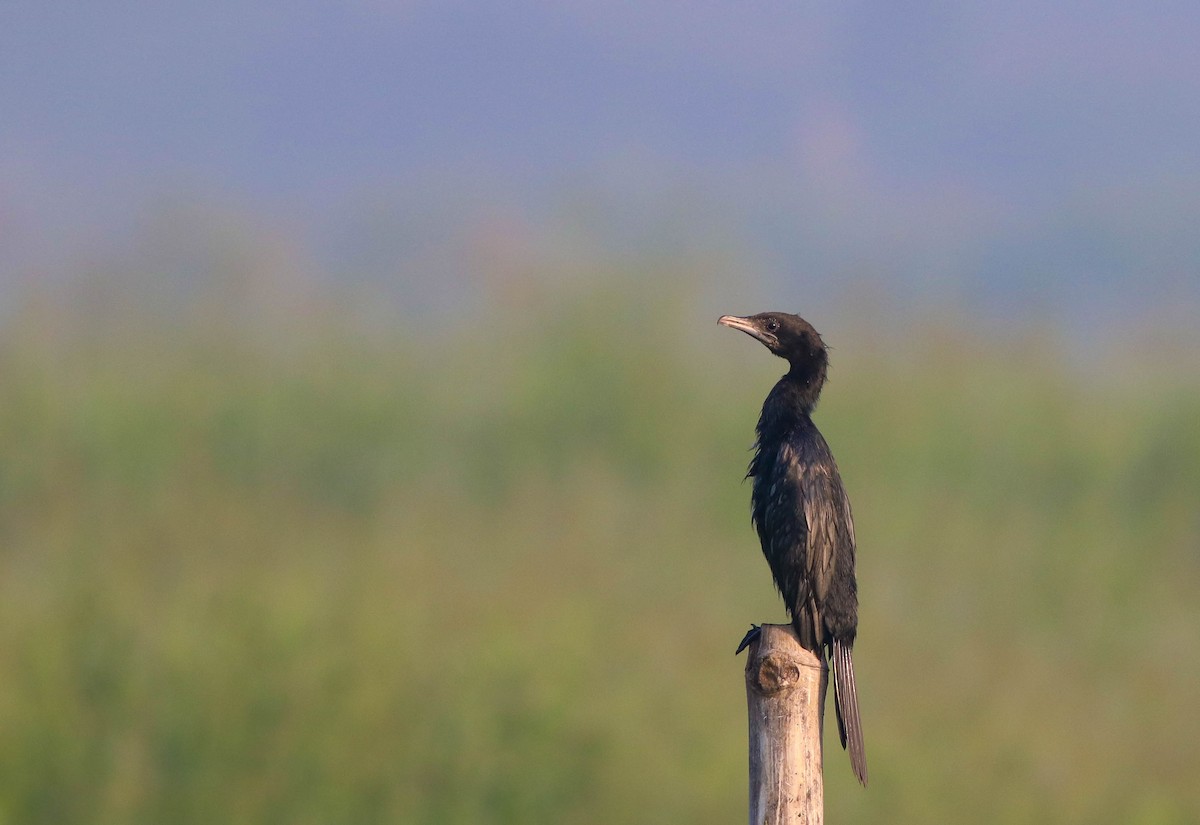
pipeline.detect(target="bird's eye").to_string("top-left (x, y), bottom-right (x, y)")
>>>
top-left (765, 318), bottom-right (779, 332)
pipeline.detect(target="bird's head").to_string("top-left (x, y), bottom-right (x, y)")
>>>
top-left (718, 311), bottom-right (829, 385)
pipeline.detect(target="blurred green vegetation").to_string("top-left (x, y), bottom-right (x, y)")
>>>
top-left (0, 280), bottom-right (1196, 824)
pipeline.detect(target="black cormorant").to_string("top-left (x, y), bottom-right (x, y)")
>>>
top-left (719, 311), bottom-right (867, 786)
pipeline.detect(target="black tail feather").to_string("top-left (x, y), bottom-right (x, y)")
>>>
top-left (832, 639), bottom-right (868, 786)
top-left (831, 653), bottom-right (848, 749)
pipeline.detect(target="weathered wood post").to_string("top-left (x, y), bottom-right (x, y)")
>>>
top-left (744, 623), bottom-right (826, 825)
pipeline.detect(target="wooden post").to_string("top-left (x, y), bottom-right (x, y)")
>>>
top-left (745, 624), bottom-right (826, 825)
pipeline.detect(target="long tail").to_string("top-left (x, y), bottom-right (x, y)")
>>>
top-left (832, 639), bottom-right (868, 786)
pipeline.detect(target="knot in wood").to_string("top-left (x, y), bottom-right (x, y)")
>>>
top-left (751, 652), bottom-right (800, 695)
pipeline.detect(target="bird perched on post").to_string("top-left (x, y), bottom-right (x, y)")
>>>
top-left (718, 311), bottom-right (867, 787)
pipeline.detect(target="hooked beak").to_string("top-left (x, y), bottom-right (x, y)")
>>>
top-left (718, 315), bottom-right (776, 347)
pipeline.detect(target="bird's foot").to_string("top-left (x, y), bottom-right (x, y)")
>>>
top-left (735, 624), bottom-right (762, 655)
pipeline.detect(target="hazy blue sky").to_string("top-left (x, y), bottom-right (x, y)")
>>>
top-left (3, 2), bottom-right (1199, 328)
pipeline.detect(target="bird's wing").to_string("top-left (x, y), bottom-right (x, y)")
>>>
top-left (797, 430), bottom-right (855, 604)
top-left (800, 459), bottom-right (840, 602)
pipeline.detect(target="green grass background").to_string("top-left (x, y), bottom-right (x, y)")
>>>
top-left (0, 280), bottom-right (1196, 824)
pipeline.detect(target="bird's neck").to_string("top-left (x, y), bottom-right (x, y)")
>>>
top-left (782, 365), bottom-right (825, 414)
top-left (757, 372), bottom-right (821, 441)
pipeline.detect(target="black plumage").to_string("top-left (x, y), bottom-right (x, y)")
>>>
top-left (719, 311), bottom-right (867, 786)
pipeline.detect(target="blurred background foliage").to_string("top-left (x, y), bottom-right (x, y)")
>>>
top-left (4, 3), bottom-right (1200, 823)
top-left (0, 256), bottom-right (1196, 824)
